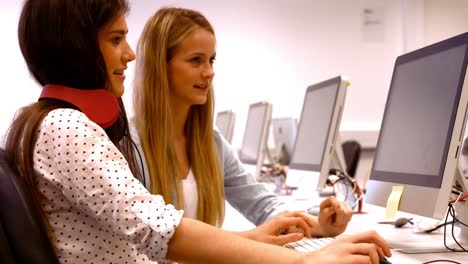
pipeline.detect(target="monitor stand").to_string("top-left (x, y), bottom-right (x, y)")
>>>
top-left (256, 146), bottom-right (283, 192)
top-left (329, 135), bottom-right (348, 176)
top-left (249, 144), bottom-right (275, 181)
top-left (285, 168), bottom-right (320, 201)
top-left (319, 136), bottom-right (364, 211)
top-left (450, 137), bottom-right (468, 246)
top-left (288, 136), bottom-right (357, 206)
top-left (452, 163), bottom-right (468, 246)
top-left (318, 135), bottom-right (348, 197)
top-left (262, 145), bottom-right (275, 167)
top-left (271, 143), bottom-right (292, 166)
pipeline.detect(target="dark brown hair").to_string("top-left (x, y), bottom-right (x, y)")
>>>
top-left (5, 0), bottom-right (140, 237)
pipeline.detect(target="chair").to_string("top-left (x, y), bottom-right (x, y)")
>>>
top-left (0, 148), bottom-right (59, 263)
top-left (0, 221), bottom-right (15, 263)
top-left (342, 140), bottom-right (361, 178)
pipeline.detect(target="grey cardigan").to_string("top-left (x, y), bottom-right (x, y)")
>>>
top-left (132, 128), bottom-right (286, 225)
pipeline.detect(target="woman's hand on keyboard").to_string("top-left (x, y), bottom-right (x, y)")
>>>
top-left (316, 196), bottom-right (353, 237)
top-left (306, 230), bottom-right (391, 264)
top-left (238, 211), bottom-right (313, 246)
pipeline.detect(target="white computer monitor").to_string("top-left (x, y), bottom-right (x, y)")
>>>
top-left (286, 76), bottom-right (348, 193)
top-left (272, 117), bottom-right (297, 165)
top-left (215, 110), bottom-right (236, 144)
top-left (238, 101), bottom-right (272, 179)
top-left (365, 32), bottom-right (468, 234)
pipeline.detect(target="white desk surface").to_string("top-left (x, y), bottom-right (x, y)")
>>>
top-left (222, 195), bottom-right (467, 264)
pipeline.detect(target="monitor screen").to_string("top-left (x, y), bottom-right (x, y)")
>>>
top-left (290, 79), bottom-right (341, 170)
top-left (215, 110), bottom-right (235, 143)
top-left (272, 118), bottom-right (297, 165)
top-left (239, 102), bottom-right (271, 165)
top-left (372, 43), bottom-right (467, 188)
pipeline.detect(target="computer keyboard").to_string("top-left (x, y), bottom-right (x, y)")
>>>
top-left (284, 237), bottom-right (334, 252)
top-left (285, 237), bottom-right (393, 264)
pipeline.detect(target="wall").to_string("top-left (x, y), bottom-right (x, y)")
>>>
top-left (1, 0), bottom-right (417, 149)
top-left (3, 0), bottom-right (466, 153)
top-left (0, 0), bottom-right (41, 145)
top-left (355, 0), bottom-right (468, 184)
top-left (424, 0), bottom-right (468, 45)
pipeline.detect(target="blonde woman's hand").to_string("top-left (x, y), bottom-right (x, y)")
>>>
top-left (317, 196), bottom-right (353, 237)
top-left (303, 230), bottom-right (392, 264)
top-left (240, 211), bottom-right (314, 245)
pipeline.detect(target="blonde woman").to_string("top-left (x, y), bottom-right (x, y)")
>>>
top-left (133, 6), bottom-right (379, 248)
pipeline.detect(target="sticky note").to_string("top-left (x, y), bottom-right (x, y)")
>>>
top-left (385, 185), bottom-right (404, 219)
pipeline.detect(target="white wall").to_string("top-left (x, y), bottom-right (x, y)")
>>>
top-left (7, 0), bottom-right (468, 152)
top-left (0, 0), bottom-right (42, 145)
top-left (424, 0), bottom-right (468, 45)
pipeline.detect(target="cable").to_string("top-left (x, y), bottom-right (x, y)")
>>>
top-left (424, 221), bottom-right (454, 233)
top-left (328, 168), bottom-right (364, 213)
top-left (442, 202), bottom-right (468, 252)
top-left (421, 260), bottom-right (462, 264)
top-left (394, 249), bottom-right (455, 254)
top-left (449, 193), bottom-right (468, 204)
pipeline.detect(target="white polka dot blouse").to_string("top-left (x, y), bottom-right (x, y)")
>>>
top-left (33, 108), bottom-right (183, 263)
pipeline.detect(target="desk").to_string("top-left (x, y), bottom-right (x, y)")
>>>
top-left (222, 197), bottom-right (467, 263)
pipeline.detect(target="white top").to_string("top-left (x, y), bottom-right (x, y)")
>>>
top-left (132, 127), bottom-right (287, 226)
top-left (181, 169), bottom-right (198, 218)
top-left (34, 108), bottom-right (183, 263)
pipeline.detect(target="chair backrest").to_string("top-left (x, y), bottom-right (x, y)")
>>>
top-left (342, 140), bottom-right (361, 177)
top-left (0, 148), bottom-right (59, 263)
top-left (0, 221), bottom-right (15, 263)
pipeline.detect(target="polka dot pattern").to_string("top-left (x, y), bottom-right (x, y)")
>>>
top-left (33, 108), bottom-right (183, 263)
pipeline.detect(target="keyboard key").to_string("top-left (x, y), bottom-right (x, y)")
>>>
top-left (284, 237), bottom-right (335, 252)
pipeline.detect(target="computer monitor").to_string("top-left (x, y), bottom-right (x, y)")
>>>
top-left (285, 76), bottom-right (348, 193)
top-left (271, 117), bottom-right (297, 165)
top-left (215, 110), bottom-right (236, 144)
top-left (238, 101), bottom-right (272, 179)
top-left (365, 32), bottom-right (468, 231)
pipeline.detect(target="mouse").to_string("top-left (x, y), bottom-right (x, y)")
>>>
top-left (394, 217), bottom-right (413, 228)
top-left (307, 205), bottom-right (320, 216)
top-left (379, 257), bottom-right (392, 264)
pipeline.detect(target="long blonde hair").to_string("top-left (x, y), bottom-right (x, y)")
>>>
top-left (133, 7), bottom-right (224, 226)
